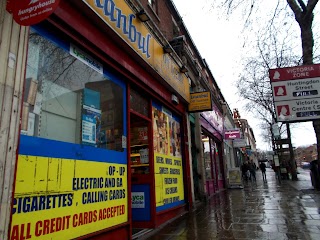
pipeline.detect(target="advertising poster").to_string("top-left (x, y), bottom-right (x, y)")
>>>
top-left (82, 105), bottom-right (102, 146)
top-left (152, 105), bottom-right (185, 212)
top-left (228, 168), bottom-right (243, 188)
top-left (10, 154), bottom-right (128, 240)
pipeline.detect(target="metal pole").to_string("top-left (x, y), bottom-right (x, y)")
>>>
top-left (286, 123), bottom-right (297, 180)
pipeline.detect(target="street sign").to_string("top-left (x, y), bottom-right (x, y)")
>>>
top-left (274, 98), bottom-right (320, 122)
top-left (269, 64), bottom-right (320, 82)
top-left (272, 124), bottom-right (280, 138)
top-left (269, 64), bottom-right (320, 122)
top-left (275, 148), bottom-right (290, 153)
top-left (271, 78), bottom-right (320, 102)
top-left (274, 138), bottom-right (290, 145)
top-left (233, 139), bottom-right (246, 148)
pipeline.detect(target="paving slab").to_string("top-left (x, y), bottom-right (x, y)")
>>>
top-left (141, 167), bottom-right (320, 240)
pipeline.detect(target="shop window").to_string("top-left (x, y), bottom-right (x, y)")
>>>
top-left (130, 88), bottom-right (149, 116)
top-left (152, 103), bottom-right (185, 211)
top-left (22, 29), bottom-right (124, 151)
top-left (202, 136), bottom-right (212, 179)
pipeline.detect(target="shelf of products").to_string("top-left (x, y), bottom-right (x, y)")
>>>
top-left (130, 144), bottom-right (149, 174)
top-left (131, 164), bottom-right (149, 168)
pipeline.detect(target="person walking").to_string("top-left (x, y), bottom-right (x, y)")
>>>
top-left (248, 160), bottom-right (256, 183)
top-left (259, 161), bottom-right (267, 182)
top-left (241, 161), bottom-right (249, 183)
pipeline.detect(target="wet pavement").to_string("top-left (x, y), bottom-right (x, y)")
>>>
top-left (141, 168), bottom-right (320, 240)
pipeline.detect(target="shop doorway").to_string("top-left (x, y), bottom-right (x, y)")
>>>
top-left (129, 89), bottom-right (154, 238)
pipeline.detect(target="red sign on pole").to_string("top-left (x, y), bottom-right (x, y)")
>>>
top-left (269, 64), bottom-right (320, 82)
top-left (11, 0), bottom-right (60, 26)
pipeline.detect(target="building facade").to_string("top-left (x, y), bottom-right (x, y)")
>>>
top-left (1, 1), bottom-right (235, 239)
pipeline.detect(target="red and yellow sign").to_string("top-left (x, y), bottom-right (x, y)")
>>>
top-left (152, 106), bottom-right (184, 211)
top-left (10, 155), bottom-right (127, 240)
top-left (188, 91), bottom-right (212, 112)
top-left (82, 0), bottom-right (190, 102)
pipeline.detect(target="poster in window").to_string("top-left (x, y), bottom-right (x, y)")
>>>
top-left (82, 105), bottom-right (101, 146)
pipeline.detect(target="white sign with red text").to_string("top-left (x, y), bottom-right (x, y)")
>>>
top-left (269, 64), bottom-right (320, 122)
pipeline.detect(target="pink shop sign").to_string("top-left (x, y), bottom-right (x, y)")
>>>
top-left (224, 130), bottom-right (241, 140)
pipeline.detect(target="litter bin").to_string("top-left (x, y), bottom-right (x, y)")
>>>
top-left (310, 160), bottom-right (320, 190)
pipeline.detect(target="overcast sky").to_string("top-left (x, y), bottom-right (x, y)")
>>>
top-left (171, 0), bottom-right (317, 150)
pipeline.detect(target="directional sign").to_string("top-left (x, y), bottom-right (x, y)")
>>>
top-left (269, 64), bottom-right (320, 82)
top-left (274, 98), bottom-right (320, 122)
top-left (269, 64), bottom-right (320, 122)
top-left (271, 77), bottom-right (320, 101)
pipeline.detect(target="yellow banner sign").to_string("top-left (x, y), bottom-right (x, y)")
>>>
top-left (188, 91), bottom-right (212, 112)
top-left (82, 0), bottom-right (190, 102)
top-left (152, 106), bottom-right (184, 210)
top-left (10, 155), bottom-right (127, 240)
top-left (154, 153), bottom-right (184, 209)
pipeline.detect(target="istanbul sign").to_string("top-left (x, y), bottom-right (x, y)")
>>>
top-left (269, 64), bottom-right (320, 122)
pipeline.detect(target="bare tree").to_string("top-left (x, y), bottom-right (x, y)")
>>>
top-left (214, 0), bottom-right (320, 174)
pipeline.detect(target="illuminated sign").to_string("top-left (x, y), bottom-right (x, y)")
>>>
top-left (10, 155), bottom-right (127, 240)
top-left (188, 91), bottom-right (212, 112)
top-left (82, 0), bottom-right (190, 103)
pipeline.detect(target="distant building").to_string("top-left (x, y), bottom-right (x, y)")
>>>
top-left (233, 109), bottom-right (257, 165)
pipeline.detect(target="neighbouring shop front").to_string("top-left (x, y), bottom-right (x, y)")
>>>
top-left (7, 0), bottom-right (191, 239)
top-left (200, 105), bottom-right (225, 197)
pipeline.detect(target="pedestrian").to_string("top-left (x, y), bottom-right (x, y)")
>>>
top-left (259, 161), bottom-right (267, 182)
top-left (241, 162), bottom-right (249, 182)
top-left (248, 160), bottom-right (256, 182)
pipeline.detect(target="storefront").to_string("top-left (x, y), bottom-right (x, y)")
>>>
top-left (200, 105), bottom-right (225, 197)
top-left (8, 0), bottom-right (191, 239)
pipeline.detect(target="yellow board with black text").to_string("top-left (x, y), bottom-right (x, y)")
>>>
top-left (10, 155), bottom-right (127, 240)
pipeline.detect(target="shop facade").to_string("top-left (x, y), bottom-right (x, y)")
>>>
top-left (6, 0), bottom-right (192, 239)
top-left (200, 105), bottom-right (225, 197)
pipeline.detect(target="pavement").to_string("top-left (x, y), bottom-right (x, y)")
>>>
top-left (140, 167), bottom-right (320, 240)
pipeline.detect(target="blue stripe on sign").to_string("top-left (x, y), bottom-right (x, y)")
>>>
top-left (156, 200), bottom-right (185, 212)
top-left (19, 135), bottom-right (127, 164)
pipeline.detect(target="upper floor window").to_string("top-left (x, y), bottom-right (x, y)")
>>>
top-left (148, 0), bottom-right (156, 11)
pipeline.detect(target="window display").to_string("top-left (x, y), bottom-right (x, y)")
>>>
top-left (22, 29), bottom-right (124, 151)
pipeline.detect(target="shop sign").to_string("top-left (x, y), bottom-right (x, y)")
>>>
top-left (269, 64), bottom-right (320, 122)
top-left (233, 139), bottom-right (246, 148)
top-left (82, 0), bottom-right (190, 103)
top-left (188, 91), bottom-right (212, 112)
top-left (10, 0), bottom-right (61, 26)
top-left (131, 192), bottom-right (145, 208)
top-left (224, 129), bottom-right (241, 140)
top-left (11, 154), bottom-right (128, 239)
top-left (70, 45), bottom-right (103, 74)
top-left (152, 105), bottom-right (185, 212)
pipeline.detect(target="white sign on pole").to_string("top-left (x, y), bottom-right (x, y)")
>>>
top-left (269, 64), bottom-right (320, 122)
top-left (274, 98), bottom-right (320, 122)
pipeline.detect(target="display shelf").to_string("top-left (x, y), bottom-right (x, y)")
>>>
top-left (131, 164), bottom-right (149, 167)
top-left (130, 153), bottom-right (140, 157)
top-left (131, 144), bottom-right (148, 148)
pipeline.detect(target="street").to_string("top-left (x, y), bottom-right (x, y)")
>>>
top-left (141, 168), bottom-right (320, 240)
